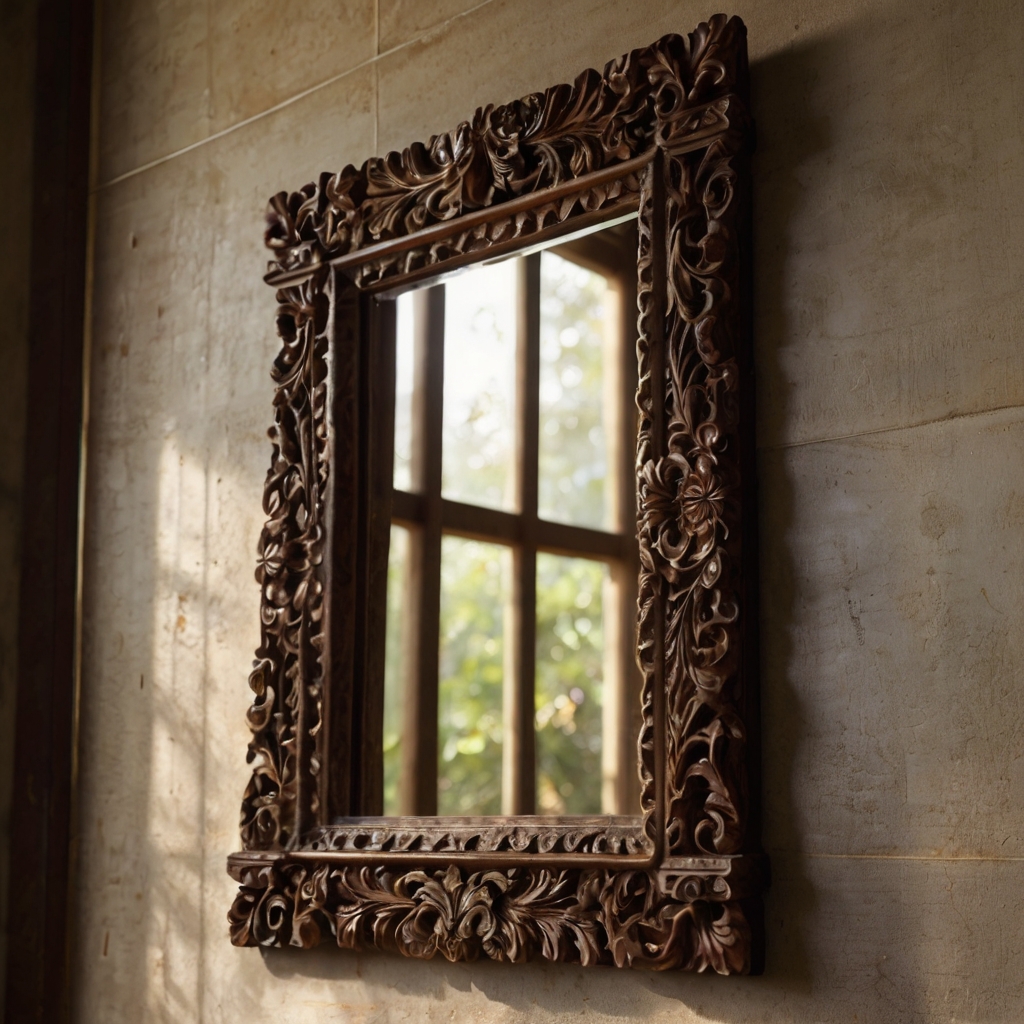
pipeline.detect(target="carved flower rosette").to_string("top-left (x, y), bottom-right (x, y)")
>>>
top-left (231, 14), bottom-right (763, 974)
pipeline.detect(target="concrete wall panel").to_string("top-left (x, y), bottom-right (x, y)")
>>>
top-left (96, 0), bottom-right (375, 182)
top-left (76, 0), bottom-right (1024, 1020)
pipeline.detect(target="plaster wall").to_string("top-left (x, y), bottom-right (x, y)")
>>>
top-left (75, 0), bottom-right (1024, 1021)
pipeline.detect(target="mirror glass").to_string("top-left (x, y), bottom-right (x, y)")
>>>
top-left (383, 215), bottom-right (639, 817)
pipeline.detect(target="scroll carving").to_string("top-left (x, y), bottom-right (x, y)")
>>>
top-left (638, 140), bottom-right (748, 857)
top-left (349, 170), bottom-right (644, 290)
top-left (262, 19), bottom-right (750, 290)
top-left (228, 861), bottom-right (751, 973)
top-left (234, 13), bottom-right (761, 973)
top-left (304, 820), bottom-right (647, 856)
top-left (661, 136), bottom-right (748, 856)
top-left (241, 268), bottom-right (330, 851)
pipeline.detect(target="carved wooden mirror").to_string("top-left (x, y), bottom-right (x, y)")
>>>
top-left (228, 13), bottom-right (765, 973)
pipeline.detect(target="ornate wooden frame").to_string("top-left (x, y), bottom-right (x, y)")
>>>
top-left (228, 14), bottom-right (765, 974)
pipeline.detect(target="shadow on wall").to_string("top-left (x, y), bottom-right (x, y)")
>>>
top-left (248, 17), bottom-right (879, 1018)
top-left (747, 25), bottom-right (825, 999)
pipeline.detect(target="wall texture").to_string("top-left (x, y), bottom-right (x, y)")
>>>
top-left (75, 0), bottom-right (1024, 1021)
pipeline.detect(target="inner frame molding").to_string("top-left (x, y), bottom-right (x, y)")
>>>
top-left (228, 14), bottom-right (766, 973)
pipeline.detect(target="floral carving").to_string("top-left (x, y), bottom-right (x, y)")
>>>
top-left (263, 17), bottom-right (750, 286)
top-left (658, 135), bottom-right (747, 858)
top-left (305, 819), bottom-right (646, 856)
top-left (228, 860), bottom-right (752, 973)
top-left (236, 14), bottom-right (760, 972)
top-left (350, 170), bottom-right (644, 289)
top-left (241, 268), bottom-right (330, 850)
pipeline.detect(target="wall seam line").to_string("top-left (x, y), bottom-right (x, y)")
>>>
top-left (806, 853), bottom-right (1024, 863)
top-left (92, 0), bottom-right (501, 193)
top-left (758, 399), bottom-right (1024, 453)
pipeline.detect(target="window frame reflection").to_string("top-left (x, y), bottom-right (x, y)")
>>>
top-left (383, 217), bottom-right (641, 818)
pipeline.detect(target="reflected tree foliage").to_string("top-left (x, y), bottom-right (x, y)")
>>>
top-left (539, 252), bottom-right (609, 530)
top-left (437, 538), bottom-right (508, 814)
top-left (535, 554), bottom-right (606, 814)
top-left (383, 525), bottom-right (408, 814)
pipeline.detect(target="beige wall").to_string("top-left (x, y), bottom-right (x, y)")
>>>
top-left (76, 0), bottom-right (1024, 1020)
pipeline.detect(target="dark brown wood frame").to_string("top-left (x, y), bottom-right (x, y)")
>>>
top-left (228, 14), bottom-right (765, 974)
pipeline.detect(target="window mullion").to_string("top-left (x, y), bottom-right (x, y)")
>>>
top-left (400, 284), bottom-right (445, 815)
top-left (602, 260), bottom-right (640, 814)
top-left (503, 254), bottom-right (541, 816)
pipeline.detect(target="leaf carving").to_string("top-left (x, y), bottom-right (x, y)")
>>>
top-left (228, 862), bottom-right (752, 973)
top-left (237, 14), bottom-right (759, 973)
top-left (262, 16), bottom-right (747, 282)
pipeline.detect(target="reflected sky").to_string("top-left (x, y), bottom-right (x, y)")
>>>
top-left (441, 261), bottom-right (517, 511)
top-left (538, 252), bottom-right (611, 530)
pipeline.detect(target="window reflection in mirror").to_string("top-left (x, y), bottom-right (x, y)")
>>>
top-left (383, 215), bottom-right (639, 817)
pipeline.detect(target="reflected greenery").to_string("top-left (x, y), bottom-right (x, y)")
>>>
top-left (437, 537), bottom-right (508, 814)
top-left (383, 242), bottom-right (620, 817)
top-left (535, 554), bottom-right (606, 814)
top-left (538, 252), bottom-right (609, 530)
top-left (382, 524), bottom-right (409, 815)
top-left (383, 537), bottom-right (608, 816)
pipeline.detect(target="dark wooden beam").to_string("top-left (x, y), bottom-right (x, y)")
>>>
top-left (392, 491), bottom-right (626, 562)
top-left (400, 285), bottom-right (445, 816)
top-left (5, 0), bottom-right (94, 1019)
top-left (503, 254), bottom-right (541, 815)
top-left (351, 294), bottom-right (397, 815)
